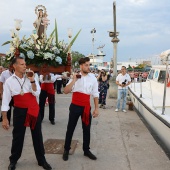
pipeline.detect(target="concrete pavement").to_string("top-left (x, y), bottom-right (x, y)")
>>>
top-left (0, 93), bottom-right (170, 170)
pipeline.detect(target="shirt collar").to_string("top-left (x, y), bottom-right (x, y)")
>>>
top-left (12, 73), bottom-right (26, 79)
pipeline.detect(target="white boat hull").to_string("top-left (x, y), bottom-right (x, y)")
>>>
top-left (128, 87), bottom-right (170, 152)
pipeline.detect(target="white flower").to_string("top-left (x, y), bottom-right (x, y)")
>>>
top-left (10, 29), bottom-right (15, 38)
top-left (36, 44), bottom-right (40, 50)
top-left (37, 40), bottom-right (42, 45)
top-left (45, 46), bottom-right (48, 50)
top-left (29, 42), bottom-right (33, 46)
top-left (9, 46), bottom-right (15, 52)
top-left (52, 46), bottom-right (57, 50)
top-left (47, 36), bottom-right (54, 45)
top-left (58, 41), bottom-right (63, 46)
top-left (22, 35), bottom-right (27, 42)
top-left (13, 37), bottom-right (18, 43)
top-left (20, 44), bottom-right (28, 48)
top-left (44, 52), bottom-right (53, 60)
top-left (7, 53), bottom-right (14, 60)
top-left (32, 34), bottom-right (38, 40)
top-left (6, 51), bottom-right (11, 55)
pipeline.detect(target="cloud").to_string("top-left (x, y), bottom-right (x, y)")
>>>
top-left (1, 0), bottom-right (170, 62)
top-left (129, 0), bottom-right (146, 4)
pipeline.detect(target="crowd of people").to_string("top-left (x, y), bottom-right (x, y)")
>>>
top-left (128, 71), bottom-right (149, 82)
top-left (0, 56), bottom-right (145, 170)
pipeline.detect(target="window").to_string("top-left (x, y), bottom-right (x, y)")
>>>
top-left (148, 69), bottom-right (155, 80)
top-left (158, 71), bottom-right (166, 83)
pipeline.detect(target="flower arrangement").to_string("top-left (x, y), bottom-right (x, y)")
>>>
top-left (2, 20), bottom-right (81, 67)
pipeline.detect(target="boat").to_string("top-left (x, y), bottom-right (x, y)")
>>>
top-left (128, 50), bottom-right (170, 154)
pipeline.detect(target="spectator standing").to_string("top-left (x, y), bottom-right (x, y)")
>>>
top-left (115, 66), bottom-right (131, 113)
top-left (97, 70), bottom-right (108, 109)
top-left (0, 64), bottom-right (14, 124)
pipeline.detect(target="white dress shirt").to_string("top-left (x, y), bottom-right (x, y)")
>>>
top-left (1, 73), bottom-right (40, 111)
top-left (34, 73), bottom-right (40, 83)
top-left (39, 73), bottom-right (62, 83)
top-left (67, 73), bottom-right (99, 98)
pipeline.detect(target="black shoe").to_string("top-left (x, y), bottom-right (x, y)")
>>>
top-left (0, 116), bottom-right (2, 122)
top-left (8, 162), bottom-right (16, 170)
top-left (63, 150), bottom-right (69, 161)
top-left (50, 120), bottom-right (55, 125)
top-left (84, 150), bottom-right (97, 160)
top-left (38, 161), bottom-right (52, 170)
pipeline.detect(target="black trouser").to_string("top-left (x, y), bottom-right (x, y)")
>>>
top-left (62, 79), bottom-right (68, 88)
top-left (9, 107), bottom-right (45, 164)
top-left (56, 80), bottom-right (62, 93)
top-left (39, 90), bottom-right (55, 121)
top-left (64, 103), bottom-right (92, 152)
top-left (53, 81), bottom-right (57, 90)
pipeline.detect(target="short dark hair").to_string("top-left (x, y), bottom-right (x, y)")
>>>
top-left (122, 66), bottom-right (126, 69)
top-left (78, 57), bottom-right (90, 65)
top-left (11, 57), bottom-right (24, 65)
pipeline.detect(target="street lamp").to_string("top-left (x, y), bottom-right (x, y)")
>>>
top-left (107, 1), bottom-right (119, 98)
top-left (108, 1), bottom-right (119, 76)
top-left (91, 28), bottom-right (96, 66)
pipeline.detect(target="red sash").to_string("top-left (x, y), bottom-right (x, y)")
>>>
top-left (41, 83), bottom-right (55, 95)
top-left (72, 92), bottom-right (90, 126)
top-left (13, 93), bottom-right (39, 130)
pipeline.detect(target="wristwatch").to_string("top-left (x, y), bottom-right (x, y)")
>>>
top-left (30, 80), bottom-right (35, 83)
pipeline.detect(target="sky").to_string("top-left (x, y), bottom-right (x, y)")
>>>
top-left (0, 0), bottom-right (170, 63)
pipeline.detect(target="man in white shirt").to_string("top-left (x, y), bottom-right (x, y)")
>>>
top-left (56, 75), bottom-right (63, 94)
top-left (63, 57), bottom-right (99, 161)
top-left (39, 72), bottom-right (63, 125)
top-left (115, 66), bottom-right (131, 112)
top-left (1, 57), bottom-right (52, 170)
top-left (0, 64), bottom-right (14, 124)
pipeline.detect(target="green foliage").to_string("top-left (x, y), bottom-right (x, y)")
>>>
top-left (1, 41), bottom-right (11, 46)
top-left (71, 51), bottom-right (85, 67)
